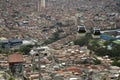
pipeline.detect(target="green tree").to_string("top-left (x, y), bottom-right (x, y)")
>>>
top-left (112, 60), bottom-right (120, 67)
top-left (104, 39), bottom-right (113, 46)
top-left (43, 32), bottom-right (60, 45)
top-left (56, 22), bottom-right (62, 26)
top-left (9, 77), bottom-right (15, 80)
top-left (74, 33), bottom-right (92, 46)
top-left (19, 45), bottom-right (31, 55)
top-left (43, 39), bottom-right (53, 45)
top-left (52, 32), bottom-right (60, 40)
top-left (93, 40), bottom-right (120, 58)
top-left (88, 40), bottom-right (100, 51)
top-left (94, 59), bottom-right (101, 65)
top-left (74, 36), bottom-right (88, 46)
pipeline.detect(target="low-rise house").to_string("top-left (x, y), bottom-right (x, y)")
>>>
top-left (8, 53), bottom-right (24, 76)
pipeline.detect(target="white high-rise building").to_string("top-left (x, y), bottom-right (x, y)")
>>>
top-left (38, 0), bottom-right (45, 11)
top-left (41, 0), bottom-right (45, 8)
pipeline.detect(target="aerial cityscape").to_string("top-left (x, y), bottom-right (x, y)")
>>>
top-left (0, 0), bottom-right (120, 80)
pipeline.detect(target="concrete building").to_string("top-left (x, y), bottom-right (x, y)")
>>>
top-left (8, 53), bottom-right (24, 76)
top-left (41, 0), bottom-right (45, 8)
top-left (38, 0), bottom-right (45, 12)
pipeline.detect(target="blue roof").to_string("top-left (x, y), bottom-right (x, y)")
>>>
top-left (100, 34), bottom-right (113, 40)
top-left (9, 39), bottom-right (22, 43)
top-left (100, 34), bottom-right (120, 40)
top-left (0, 40), bottom-right (9, 43)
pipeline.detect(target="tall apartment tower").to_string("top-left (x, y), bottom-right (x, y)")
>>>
top-left (38, 0), bottom-right (45, 11)
top-left (41, 0), bottom-right (45, 8)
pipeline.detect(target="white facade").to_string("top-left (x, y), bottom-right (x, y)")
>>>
top-left (41, 0), bottom-right (45, 8)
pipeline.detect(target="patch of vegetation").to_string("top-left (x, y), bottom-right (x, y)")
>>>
top-left (19, 45), bottom-right (34, 55)
top-left (74, 33), bottom-right (120, 65)
top-left (56, 22), bottom-right (62, 26)
top-left (50, 26), bottom-right (55, 29)
top-left (74, 33), bottom-right (92, 46)
top-left (93, 58), bottom-right (101, 65)
top-left (112, 60), bottom-right (120, 67)
top-left (43, 31), bottom-right (61, 45)
top-left (9, 77), bottom-right (15, 80)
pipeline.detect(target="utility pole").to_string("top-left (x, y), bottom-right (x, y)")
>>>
top-left (37, 0), bottom-right (41, 79)
top-left (36, 47), bottom-right (44, 80)
top-left (38, 51), bottom-right (41, 80)
top-left (30, 50), bottom-right (36, 72)
top-left (38, 0), bottom-right (40, 12)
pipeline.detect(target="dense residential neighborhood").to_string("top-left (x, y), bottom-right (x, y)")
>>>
top-left (0, 0), bottom-right (120, 80)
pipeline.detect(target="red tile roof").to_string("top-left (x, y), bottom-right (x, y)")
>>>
top-left (8, 53), bottom-right (24, 63)
top-left (66, 67), bottom-right (82, 74)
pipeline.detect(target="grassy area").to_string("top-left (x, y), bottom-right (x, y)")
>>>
top-left (113, 40), bottom-right (120, 45)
